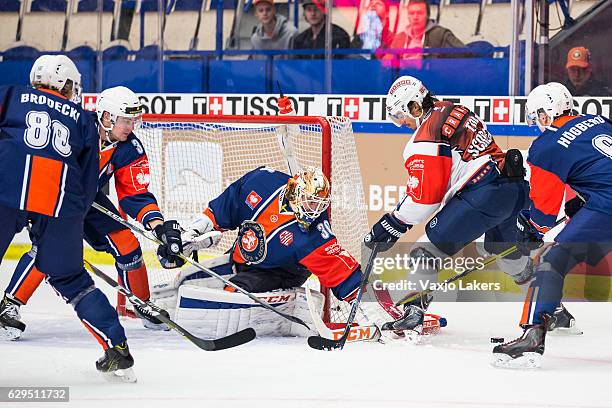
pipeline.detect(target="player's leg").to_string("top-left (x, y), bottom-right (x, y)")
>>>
top-left (0, 205), bottom-right (30, 340)
top-left (388, 177), bottom-right (526, 332)
top-left (31, 213), bottom-right (134, 378)
top-left (493, 207), bottom-right (612, 367)
top-left (1, 247), bottom-right (45, 339)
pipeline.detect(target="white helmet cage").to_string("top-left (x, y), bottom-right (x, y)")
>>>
top-left (525, 85), bottom-right (564, 131)
top-left (386, 75), bottom-right (429, 127)
top-left (29, 55), bottom-right (82, 104)
top-left (286, 168), bottom-right (331, 231)
top-left (96, 86), bottom-right (143, 132)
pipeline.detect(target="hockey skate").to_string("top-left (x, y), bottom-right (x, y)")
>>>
top-left (491, 314), bottom-right (550, 369)
top-left (511, 257), bottom-right (535, 286)
top-left (0, 295), bottom-right (26, 341)
top-left (548, 304), bottom-right (583, 336)
top-left (380, 294), bottom-right (431, 343)
top-left (134, 304), bottom-right (170, 331)
top-left (96, 342), bottom-right (137, 383)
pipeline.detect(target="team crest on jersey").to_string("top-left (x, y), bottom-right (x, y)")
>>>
top-left (407, 168), bottom-right (423, 201)
top-left (279, 230), bottom-right (293, 246)
top-left (246, 191), bottom-right (262, 209)
top-left (238, 221), bottom-right (267, 264)
top-left (129, 159), bottom-right (151, 191)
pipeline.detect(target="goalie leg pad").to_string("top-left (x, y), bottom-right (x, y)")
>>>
top-left (175, 285), bottom-right (324, 338)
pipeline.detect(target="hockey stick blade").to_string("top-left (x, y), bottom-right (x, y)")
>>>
top-left (91, 202), bottom-right (311, 331)
top-left (84, 260), bottom-right (256, 351)
top-left (307, 244), bottom-right (380, 351)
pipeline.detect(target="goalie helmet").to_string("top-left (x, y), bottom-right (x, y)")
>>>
top-left (29, 54), bottom-right (82, 104)
top-left (525, 85), bottom-right (564, 132)
top-left (546, 82), bottom-right (573, 114)
top-left (386, 75), bottom-right (429, 128)
top-left (96, 86), bottom-right (143, 132)
top-left (286, 168), bottom-right (331, 231)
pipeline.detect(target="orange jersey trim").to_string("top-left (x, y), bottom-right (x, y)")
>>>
top-left (135, 203), bottom-right (161, 224)
top-left (25, 155), bottom-right (65, 217)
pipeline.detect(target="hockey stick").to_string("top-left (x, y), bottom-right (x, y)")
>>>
top-left (307, 243), bottom-right (380, 351)
top-left (91, 202), bottom-right (312, 331)
top-left (395, 216), bottom-right (568, 307)
top-left (84, 260), bottom-right (256, 351)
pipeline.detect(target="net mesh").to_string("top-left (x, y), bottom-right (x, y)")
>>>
top-left (126, 115), bottom-right (368, 323)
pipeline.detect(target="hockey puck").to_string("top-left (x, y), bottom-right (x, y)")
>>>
top-left (490, 337), bottom-right (505, 343)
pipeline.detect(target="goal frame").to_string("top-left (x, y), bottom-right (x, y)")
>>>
top-left (119, 113), bottom-right (342, 322)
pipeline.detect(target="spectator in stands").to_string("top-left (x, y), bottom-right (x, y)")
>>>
top-left (352, 0), bottom-right (394, 57)
top-left (250, 0), bottom-right (298, 59)
top-left (564, 46), bottom-right (612, 96)
top-left (293, 0), bottom-right (351, 59)
top-left (384, 0), bottom-right (465, 63)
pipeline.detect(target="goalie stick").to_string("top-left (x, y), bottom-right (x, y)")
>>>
top-left (395, 216), bottom-right (568, 307)
top-left (91, 202), bottom-right (312, 331)
top-left (84, 260), bottom-right (256, 351)
top-left (307, 243), bottom-right (380, 351)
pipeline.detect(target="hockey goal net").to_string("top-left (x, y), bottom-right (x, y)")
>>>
top-left (118, 114), bottom-right (368, 324)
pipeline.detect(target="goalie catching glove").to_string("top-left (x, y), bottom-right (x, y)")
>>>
top-left (153, 220), bottom-right (185, 269)
top-left (180, 213), bottom-right (223, 257)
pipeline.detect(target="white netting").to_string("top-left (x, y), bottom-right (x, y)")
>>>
top-left (129, 115), bottom-right (367, 323)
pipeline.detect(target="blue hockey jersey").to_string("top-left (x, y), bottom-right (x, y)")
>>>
top-left (0, 86), bottom-right (98, 218)
top-left (95, 111), bottom-right (162, 227)
top-left (527, 114), bottom-right (612, 231)
top-left (205, 167), bottom-right (362, 292)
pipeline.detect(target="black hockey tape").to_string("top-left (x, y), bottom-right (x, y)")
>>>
top-left (490, 337), bottom-right (505, 343)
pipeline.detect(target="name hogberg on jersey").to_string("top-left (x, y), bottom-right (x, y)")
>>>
top-left (20, 93), bottom-right (81, 122)
top-left (557, 116), bottom-right (606, 148)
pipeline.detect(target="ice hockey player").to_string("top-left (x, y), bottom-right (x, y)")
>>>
top-left (0, 86), bottom-right (184, 339)
top-left (152, 166), bottom-right (364, 338)
top-left (0, 55), bottom-right (135, 381)
top-left (492, 83), bottom-right (612, 368)
top-left (364, 75), bottom-right (533, 335)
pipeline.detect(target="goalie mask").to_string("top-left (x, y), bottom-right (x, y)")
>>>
top-left (386, 75), bottom-right (429, 128)
top-left (96, 86), bottom-right (143, 134)
top-left (286, 168), bottom-right (331, 231)
top-left (30, 55), bottom-right (82, 104)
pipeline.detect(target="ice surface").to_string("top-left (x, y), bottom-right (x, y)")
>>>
top-left (1, 260), bottom-right (612, 408)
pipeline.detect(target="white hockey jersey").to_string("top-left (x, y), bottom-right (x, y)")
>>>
top-left (394, 100), bottom-right (506, 225)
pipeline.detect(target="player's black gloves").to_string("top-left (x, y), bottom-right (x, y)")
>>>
top-left (516, 210), bottom-right (544, 256)
top-left (564, 196), bottom-right (585, 218)
top-left (364, 212), bottom-right (411, 252)
top-left (154, 220), bottom-right (185, 269)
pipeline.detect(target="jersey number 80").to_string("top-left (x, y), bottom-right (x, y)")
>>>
top-left (24, 111), bottom-right (72, 157)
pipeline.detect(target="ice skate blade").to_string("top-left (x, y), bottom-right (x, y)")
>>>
top-left (101, 367), bottom-right (137, 383)
top-left (141, 319), bottom-right (170, 331)
top-left (0, 326), bottom-right (23, 341)
top-left (491, 352), bottom-right (541, 369)
top-left (549, 326), bottom-right (583, 336)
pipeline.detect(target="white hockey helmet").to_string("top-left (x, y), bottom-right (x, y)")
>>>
top-left (386, 75), bottom-right (429, 127)
top-left (30, 54), bottom-right (82, 104)
top-left (286, 167), bottom-right (331, 231)
top-left (546, 82), bottom-right (573, 114)
top-left (96, 86), bottom-right (143, 132)
top-left (525, 85), bottom-right (564, 132)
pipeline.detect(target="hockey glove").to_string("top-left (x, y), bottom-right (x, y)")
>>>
top-left (564, 196), bottom-right (585, 218)
top-left (181, 213), bottom-right (223, 257)
top-left (154, 220), bottom-right (185, 269)
top-left (516, 210), bottom-right (544, 256)
top-left (364, 212), bottom-right (411, 252)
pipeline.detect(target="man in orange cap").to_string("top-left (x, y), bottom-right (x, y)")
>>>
top-left (564, 46), bottom-right (611, 96)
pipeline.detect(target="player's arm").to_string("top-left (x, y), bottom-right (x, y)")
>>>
top-left (298, 223), bottom-right (362, 303)
top-left (78, 114), bottom-right (100, 210)
top-left (365, 140), bottom-right (452, 250)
